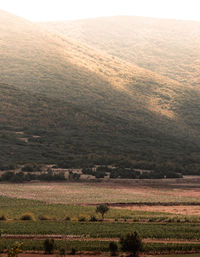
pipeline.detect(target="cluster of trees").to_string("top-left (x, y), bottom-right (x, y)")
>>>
top-left (21, 163), bottom-right (42, 172)
top-left (82, 166), bottom-right (182, 179)
top-left (0, 171), bottom-right (65, 183)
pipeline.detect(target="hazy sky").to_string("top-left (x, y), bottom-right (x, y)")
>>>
top-left (0, 0), bottom-right (199, 22)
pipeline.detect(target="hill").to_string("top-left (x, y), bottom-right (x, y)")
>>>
top-left (0, 10), bottom-right (200, 172)
top-left (42, 16), bottom-right (200, 87)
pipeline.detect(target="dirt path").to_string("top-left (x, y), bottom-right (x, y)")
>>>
top-left (2, 234), bottom-right (200, 244)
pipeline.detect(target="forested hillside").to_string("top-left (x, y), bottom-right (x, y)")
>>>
top-left (0, 10), bottom-right (200, 172)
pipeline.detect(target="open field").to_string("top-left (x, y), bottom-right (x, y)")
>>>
top-left (115, 205), bottom-right (200, 216)
top-left (0, 177), bottom-right (200, 211)
top-left (1, 178), bottom-right (200, 255)
top-left (0, 196), bottom-right (172, 220)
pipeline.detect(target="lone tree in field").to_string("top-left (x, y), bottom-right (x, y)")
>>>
top-left (120, 231), bottom-right (143, 257)
top-left (96, 204), bottom-right (109, 220)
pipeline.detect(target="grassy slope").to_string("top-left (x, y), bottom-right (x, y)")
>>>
top-left (0, 10), bottom-right (200, 166)
top-left (42, 16), bottom-right (200, 87)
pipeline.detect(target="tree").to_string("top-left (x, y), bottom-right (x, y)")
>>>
top-left (44, 239), bottom-right (55, 254)
top-left (96, 204), bottom-right (109, 220)
top-left (120, 232), bottom-right (143, 257)
top-left (109, 242), bottom-right (118, 256)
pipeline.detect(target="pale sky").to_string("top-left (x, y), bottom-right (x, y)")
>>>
top-left (0, 0), bottom-right (200, 22)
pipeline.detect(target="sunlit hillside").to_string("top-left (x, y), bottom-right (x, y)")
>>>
top-left (42, 16), bottom-right (200, 87)
top-left (1, 10), bottom-right (200, 169)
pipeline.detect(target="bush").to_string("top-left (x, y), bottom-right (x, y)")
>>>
top-left (65, 216), bottom-right (71, 221)
top-left (120, 231), bottom-right (143, 257)
top-left (20, 212), bottom-right (35, 221)
top-left (44, 239), bottom-right (55, 254)
top-left (59, 248), bottom-right (66, 256)
top-left (109, 242), bottom-right (118, 256)
top-left (0, 214), bottom-right (7, 221)
top-left (89, 215), bottom-right (98, 222)
top-left (78, 216), bottom-right (86, 222)
top-left (70, 248), bottom-right (76, 255)
top-left (38, 215), bottom-right (51, 220)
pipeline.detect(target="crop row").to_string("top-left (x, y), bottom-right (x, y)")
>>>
top-left (0, 239), bottom-right (200, 254)
top-left (1, 221), bottom-right (200, 239)
top-left (0, 196), bottom-right (173, 220)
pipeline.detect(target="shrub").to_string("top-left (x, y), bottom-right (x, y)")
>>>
top-left (120, 231), bottom-right (143, 257)
top-left (44, 239), bottom-right (55, 254)
top-left (59, 248), bottom-right (65, 256)
top-left (0, 214), bottom-right (7, 221)
top-left (78, 216), bottom-right (86, 222)
top-left (38, 215), bottom-right (51, 220)
top-left (89, 215), bottom-right (98, 222)
top-left (65, 216), bottom-right (71, 221)
top-left (109, 242), bottom-right (118, 256)
top-left (70, 248), bottom-right (76, 255)
top-left (20, 212), bottom-right (35, 221)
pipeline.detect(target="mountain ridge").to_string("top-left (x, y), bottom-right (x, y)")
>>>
top-left (0, 10), bottom-right (200, 170)
top-left (41, 16), bottom-right (200, 87)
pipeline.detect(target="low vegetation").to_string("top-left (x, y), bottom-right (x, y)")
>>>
top-left (44, 16), bottom-right (200, 88)
top-left (0, 195), bottom-right (200, 255)
top-left (20, 212), bottom-right (35, 221)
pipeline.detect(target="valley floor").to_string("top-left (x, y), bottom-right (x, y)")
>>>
top-left (1, 177), bottom-right (200, 256)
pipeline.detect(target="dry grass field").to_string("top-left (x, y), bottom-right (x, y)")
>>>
top-left (0, 177), bottom-right (199, 215)
top-left (115, 205), bottom-right (200, 216)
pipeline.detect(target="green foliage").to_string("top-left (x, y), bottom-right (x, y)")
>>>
top-left (70, 248), bottom-right (77, 255)
top-left (109, 242), bottom-right (118, 256)
top-left (120, 232), bottom-right (143, 256)
top-left (43, 239), bottom-right (55, 254)
top-left (96, 204), bottom-right (109, 219)
top-left (1, 239), bottom-right (200, 254)
top-left (89, 215), bottom-right (98, 222)
top-left (59, 247), bottom-right (66, 256)
top-left (3, 220), bottom-right (200, 240)
top-left (22, 164), bottom-right (41, 172)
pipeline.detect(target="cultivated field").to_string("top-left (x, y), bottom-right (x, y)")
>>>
top-left (1, 177), bottom-right (200, 256)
